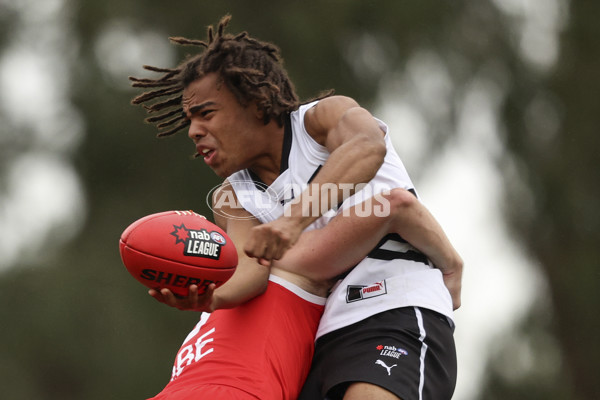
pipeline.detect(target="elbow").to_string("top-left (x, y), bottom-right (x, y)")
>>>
top-left (384, 188), bottom-right (419, 214)
top-left (257, 277), bottom-right (269, 295)
top-left (450, 254), bottom-right (464, 275)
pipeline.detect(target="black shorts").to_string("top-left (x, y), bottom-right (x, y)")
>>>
top-left (298, 307), bottom-right (457, 400)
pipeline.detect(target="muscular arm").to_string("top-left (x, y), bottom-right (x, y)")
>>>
top-left (245, 96), bottom-right (387, 264)
top-left (289, 96), bottom-right (387, 225)
top-left (273, 189), bottom-right (463, 309)
top-left (152, 188), bottom-right (462, 311)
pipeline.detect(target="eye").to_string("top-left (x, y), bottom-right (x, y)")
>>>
top-left (186, 104), bottom-right (216, 119)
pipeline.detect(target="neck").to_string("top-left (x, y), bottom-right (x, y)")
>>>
top-left (248, 123), bottom-right (285, 186)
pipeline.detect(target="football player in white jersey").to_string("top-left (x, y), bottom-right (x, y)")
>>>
top-left (131, 15), bottom-right (462, 400)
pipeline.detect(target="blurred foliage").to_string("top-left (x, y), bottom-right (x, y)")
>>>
top-left (0, 0), bottom-right (598, 399)
top-left (496, 0), bottom-right (600, 398)
top-left (477, 300), bottom-right (574, 400)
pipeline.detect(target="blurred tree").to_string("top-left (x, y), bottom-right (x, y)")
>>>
top-left (1, 0), bottom-right (598, 399)
top-left (477, 301), bottom-right (574, 400)
top-left (488, 0), bottom-right (600, 398)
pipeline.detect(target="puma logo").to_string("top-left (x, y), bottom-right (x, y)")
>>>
top-left (375, 359), bottom-right (397, 376)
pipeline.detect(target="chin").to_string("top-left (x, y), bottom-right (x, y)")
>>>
top-left (211, 166), bottom-right (231, 179)
top-left (210, 162), bottom-right (241, 179)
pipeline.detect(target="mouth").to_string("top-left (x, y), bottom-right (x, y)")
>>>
top-left (197, 146), bottom-right (216, 165)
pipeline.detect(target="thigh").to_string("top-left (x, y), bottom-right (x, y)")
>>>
top-left (344, 382), bottom-right (401, 400)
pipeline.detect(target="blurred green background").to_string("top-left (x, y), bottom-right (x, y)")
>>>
top-left (0, 0), bottom-right (598, 399)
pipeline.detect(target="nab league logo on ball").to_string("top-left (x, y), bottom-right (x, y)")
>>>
top-left (170, 224), bottom-right (225, 260)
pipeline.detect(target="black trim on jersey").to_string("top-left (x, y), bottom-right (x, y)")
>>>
top-left (280, 113), bottom-right (293, 173)
top-left (247, 113), bottom-right (293, 192)
top-left (367, 233), bottom-right (429, 265)
top-left (375, 233), bottom-right (407, 245)
top-left (368, 248), bottom-right (429, 264)
top-left (307, 165), bottom-right (322, 184)
top-left (325, 194), bottom-right (426, 282)
top-left (279, 165), bottom-right (322, 206)
top-left (363, 189), bottom-right (426, 262)
top-left (306, 165), bottom-right (346, 211)
top-left (248, 169), bottom-right (266, 192)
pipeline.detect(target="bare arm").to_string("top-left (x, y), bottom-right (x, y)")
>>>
top-left (245, 96), bottom-right (387, 265)
top-left (149, 183), bottom-right (270, 312)
top-left (210, 192), bottom-right (270, 309)
top-left (273, 189), bottom-right (463, 309)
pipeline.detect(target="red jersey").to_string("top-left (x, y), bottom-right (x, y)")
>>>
top-left (148, 275), bottom-right (325, 400)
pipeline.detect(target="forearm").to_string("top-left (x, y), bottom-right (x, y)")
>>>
top-left (284, 134), bottom-right (386, 229)
top-left (385, 189), bottom-right (463, 309)
top-left (275, 188), bottom-right (463, 309)
top-left (386, 189), bottom-right (462, 273)
top-left (277, 189), bottom-right (460, 278)
top-left (210, 183), bottom-right (271, 309)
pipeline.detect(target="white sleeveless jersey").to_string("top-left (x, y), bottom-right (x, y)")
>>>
top-left (228, 101), bottom-right (453, 340)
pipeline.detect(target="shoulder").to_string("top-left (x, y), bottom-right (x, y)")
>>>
top-left (302, 96), bottom-right (359, 143)
top-left (304, 96), bottom-right (360, 128)
top-left (303, 95), bottom-right (383, 150)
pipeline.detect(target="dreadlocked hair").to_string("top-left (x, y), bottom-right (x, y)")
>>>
top-left (130, 15), bottom-right (300, 137)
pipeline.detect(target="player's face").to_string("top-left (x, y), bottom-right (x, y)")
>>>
top-left (182, 73), bottom-right (265, 178)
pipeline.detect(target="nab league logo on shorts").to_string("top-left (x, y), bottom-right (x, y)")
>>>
top-left (170, 224), bottom-right (225, 260)
top-left (346, 280), bottom-right (387, 303)
top-left (376, 344), bottom-right (408, 359)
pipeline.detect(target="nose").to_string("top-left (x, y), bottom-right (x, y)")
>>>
top-left (187, 119), bottom-right (206, 142)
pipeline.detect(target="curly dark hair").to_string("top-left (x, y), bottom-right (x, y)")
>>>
top-left (130, 15), bottom-right (301, 137)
